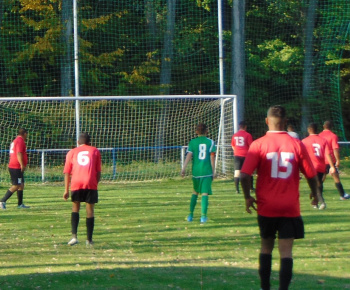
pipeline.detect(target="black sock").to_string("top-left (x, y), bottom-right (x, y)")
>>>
top-left (71, 212), bottom-right (79, 236)
top-left (335, 182), bottom-right (345, 196)
top-left (279, 258), bottom-right (293, 290)
top-left (251, 176), bottom-right (254, 190)
top-left (86, 217), bottom-right (95, 242)
top-left (259, 253), bottom-right (272, 290)
top-left (17, 190), bottom-right (23, 206)
top-left (1, 190), bottom-right (14, 203)
top-left (234, 177), bottom-right (240, 192)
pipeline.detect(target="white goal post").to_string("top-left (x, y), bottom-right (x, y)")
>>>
top-left (0, 95), bottom-right (237, 183)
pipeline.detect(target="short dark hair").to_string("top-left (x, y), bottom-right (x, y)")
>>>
top-left (267, 105), bottom-right (286, 119)
top-left (323, 120), bottom-right (333, 129)
top-left (239, 121), bottom-right (246, 128)
top-left (18, 128), bottom-right (27, 136)
top-left (308, 122), bottom-right (318, 133)
top-left (78, 132), bottom-right (91, 145)
top-left (196, 123), bottom-right (208, 135)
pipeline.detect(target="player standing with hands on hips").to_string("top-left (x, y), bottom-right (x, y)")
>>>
top-left (0, 128), bottom-right (30, 209)
top-left (181, 123), bottom-right (216, 224)
top-left (63, 132), bottom-right (102, 247)
top-left (240, 105), bottom-right (320, 290)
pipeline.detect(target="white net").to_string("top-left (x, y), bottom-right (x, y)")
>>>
top-left (0, 96), bottom-right (236, 183)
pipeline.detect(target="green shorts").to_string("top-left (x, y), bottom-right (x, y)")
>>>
top-left (192, 176), bottom-right (213, 195)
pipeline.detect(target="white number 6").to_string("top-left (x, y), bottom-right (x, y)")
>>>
top-left (77, 151), bottom-right (90, 166)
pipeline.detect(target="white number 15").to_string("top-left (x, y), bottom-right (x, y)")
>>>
top-left (266, 152), bottom-right (294, 179)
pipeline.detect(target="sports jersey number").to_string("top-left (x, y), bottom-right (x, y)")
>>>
top-left (312, 143), bottom-right (321, 157)
top-left (9, 142), bottom-right (14, 154)
top-left (234, 136), bottom-right (245, 146)
top-left (77, 151), bottom-right (90, 166)
top-left (266, 152), bottom-right (294, 179)
top-left (199, 144), bottom-right (207, 160)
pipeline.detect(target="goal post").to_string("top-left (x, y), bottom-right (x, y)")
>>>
top-left (0, 95), bottom-right (237, 183)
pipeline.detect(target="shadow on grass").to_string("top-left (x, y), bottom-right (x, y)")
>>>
top-left (1, 266), bottom-right (349, 290)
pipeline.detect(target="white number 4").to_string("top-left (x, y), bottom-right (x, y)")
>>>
top-left (77, 151), bottom-right (90, 166)
top-left (266, 152), bottom-right (294, 179)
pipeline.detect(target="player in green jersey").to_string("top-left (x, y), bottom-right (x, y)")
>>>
top-left (181, 123), bottom-right (216, 223)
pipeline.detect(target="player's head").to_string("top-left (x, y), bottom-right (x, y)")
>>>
top-left (266, 105), bottom-right (287, 130)
top-left (287, 124), bottom-right (295, 132)
top-left (323, 120), bottom-right (333, 130)
top-left (239, 121), bottom-right (247, 130)
top-left (18, 128), bottom-right (28, 139)
top-left (307, 122), bottom-right (318, 134)
top-left (78, 132), bottom-right (91, 145)
top-left (196, 123), bottom-right (208, 136)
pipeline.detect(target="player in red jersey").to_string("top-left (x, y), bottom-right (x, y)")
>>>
top-left (63, 132), bottom-right (102, 246)
top-left (231, 121), bottom-right (253, 193)
top-left (240, 105), bottom-right (320, 290)
top-left (302, 123), bottom-right (336, 209)
top-left (319, 121), bottom-right (349, 200)
top-left (0, 128), bottom-right (30, 209)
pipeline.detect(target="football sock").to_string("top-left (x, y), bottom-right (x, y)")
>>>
top-left (86, 217), bottom-right (95, 242)
top-left (201, 195), bottom-right (209, 217)
top-left (259, 253), bottom-right (272, 290)
top-left (279, 258), bottom-right (293, 290)
top-left (234, 177), bottom-right (240, 192)
top-left (17, 190), bottom-right (23, 206)
top-left (335, 182), bottom-right (345, 196)
top-left (1, 190), bottom-right (14, 203)
top-left (71, 212), bottom-right (79, 236)
top-left (189, 194), bottom-right (198, 216)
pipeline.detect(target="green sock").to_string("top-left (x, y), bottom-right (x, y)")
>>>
top-left (201, 195), bottom-right (209, 217)
top-left (189, 194), bottom-right (198, 216)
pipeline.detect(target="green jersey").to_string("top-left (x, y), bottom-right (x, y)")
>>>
top-left (187, 136), bottom-right (216, 178)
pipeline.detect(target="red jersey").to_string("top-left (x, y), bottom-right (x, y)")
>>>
top-left (231, 130), bottom-right (253, 157)
top-left (63, 145), bottom-right (102, 190)
top-left (302, 134), bottom-right (330, 173)
top-left (241, 131), bottom-right (316, 217)
top-left (9, 136), bottom-right (28, 169)
top-left (318, 130), bottom-right (338, 164)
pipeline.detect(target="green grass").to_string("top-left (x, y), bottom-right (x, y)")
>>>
top-left (0, 174), bottom-right (350, 289)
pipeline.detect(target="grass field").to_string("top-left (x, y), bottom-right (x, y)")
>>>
top-left (0, 170), bottom-right (350, 289)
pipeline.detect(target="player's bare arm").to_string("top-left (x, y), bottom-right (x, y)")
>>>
top-left (181, 152), bottom-right (192, 177)
top-left (210, 153), bottom-right (216, 179)
top-left (334, 148), bottom-right (341, 167)
top-left (240, 172), bottom-right (257, 214)
top-left (307, 176), bottom-right (320, 205)
top-left (63, 173), bottom-right (71, 201)
top-left (326, 153), bottom-right (336, 175)
top-left (17, 152), bottom-right (26, 172)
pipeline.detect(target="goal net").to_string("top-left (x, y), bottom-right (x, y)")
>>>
top-left (0, 96), bottom-right (236, 184)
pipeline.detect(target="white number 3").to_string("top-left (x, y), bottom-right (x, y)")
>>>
top-left (266, 152), bottom-right (294, 179)
top-left (77, 151), bottom-right (90, 166)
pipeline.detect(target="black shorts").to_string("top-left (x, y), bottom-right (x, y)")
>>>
top-left (9, 168), bottom-right (24, 186)
top-left (71, 189), bottom-right (98, 204)
top-left (325, 164), bottom-right (339, 174)
top-left (258, 215), bottom-right (304, 240)
top-left (234, 156), bottom-right (245, 171)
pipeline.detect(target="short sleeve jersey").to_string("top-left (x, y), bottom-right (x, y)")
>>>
top-left (63, 144), bottom-right (102, 190)
top-left (187, 136), bottom-right (216, 178)
top-left (302, 134), bottom-right (330, 173)
top-left (241, 131), bottom-right (316, 217)
top-left (318, 130), bottom-right (339, 164)
top-left (231, 130), bottom-right (253, 157)
top-left (9, 136), bottom-right (28, 169)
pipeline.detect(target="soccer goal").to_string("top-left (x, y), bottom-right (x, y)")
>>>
top-left (0, 95), bottom-right (237, 183)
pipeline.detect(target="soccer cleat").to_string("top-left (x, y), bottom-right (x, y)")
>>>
top-left (319, 203), bottom-right (327, 210)
top-left (0, 202), bottom-right (6, 210)
top-left (68, 238), bottom-right (78, 246)
top-left (187, 215), bottom-right (193, 222)
top-left (236, 191), bottom-right (240, 194)
top-left (17, 204), bottom-right (30, 209)
top-left (200, 216), bottom-right (208, 223)
top-left (312, 204), bottom-right (318, 209)
top-left (340, 193), bottom-right (350, 200)
top-left (86, 240), bottom-right (94, 248)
